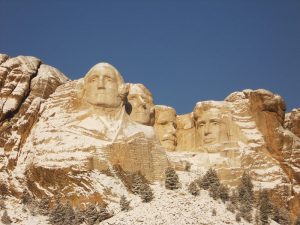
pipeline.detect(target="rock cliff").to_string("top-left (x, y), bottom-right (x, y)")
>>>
top-left (5, 61), bottom-right (168, 206)
top-left (164, 89), bottom-right (300, 219)
top-left (0, 53), bottom-right (299, 223)
top-left (0, 54), bottom-right (68, 172)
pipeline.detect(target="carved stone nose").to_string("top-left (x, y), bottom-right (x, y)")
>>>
top-left (97, 79), bottom-right (105, 89)
top-left (204, 124), bottom-right (211, 135)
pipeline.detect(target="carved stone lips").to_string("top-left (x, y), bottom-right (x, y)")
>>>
top-left (203, 138), bottom-right (215, 143)
top-left (162, 135), bottom-right (176, 142)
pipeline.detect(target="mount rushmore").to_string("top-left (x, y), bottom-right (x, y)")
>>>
top-left (0, 53), bottom-right (300, 221)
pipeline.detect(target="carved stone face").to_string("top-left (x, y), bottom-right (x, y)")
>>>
top-left (154, 106), bottom-right (177, 150)
top-left (83, 63), bottom-right (123, 108)
top-left (193, 101), bottom-right (233, 150)
top-left (195, 108), bottom-right (222, 146)
top-left (176, 113), bottom-right (194, 130)
top-left (127, 84), bottom-right (153, 125)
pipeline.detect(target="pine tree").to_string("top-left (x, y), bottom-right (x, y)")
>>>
top-left (255, 210), bottom-right (262, 225)
top-left (207, 168), bottom-right (220, 187)
top-left (238, 172), bottom-right (254, 205)
top-left (212, 208), bottom-right (216, 216)
top-left (0, 199), bottom-right (6, 210)
top-left (97, 206), bottom-right (112, 223)
top-left (272, 206), bottom-right (280, 223)
top-left (230, 189), bottom-right (239, 208)
top-left (219, 184), bottom-right (229, 203)
top-left (195, 176), bottom-right (203, 188)
top-left (235, 212), bottom-right (241, 222)
top-left (49, 199), bottom-right (66, 225)
top-left (188, 181), bottom-right (200, 196)
top-left (63, 201), bottom-right (75, 225)
top-left (200, 168), bottom-right (220, 190)
top-left (74, 206), bottom-right (85, 225)
top-left (0, 183), bottom-right (8, 199)
top-left (295, 215), bottom-right (300, 225)
top-left (21, 189), bottom-right (32, 205)
top-left (38, 196), bottom-right (50, 216)
top-left (28, 199), bottom-right (38, 216)
top-left (140, 183), bottom-right (154, 202)
top-left (199, 174), bottom-right (210, 190)
top-left (237, 172), bottom-right (254, 222)
top-left (165, 167), bottom-right (180, 190)
top-left (240, 201), bottom-right (252, 222)
top-left (209, 184), bottom-right (219, 200)
top-left (239, 190), bottom-right (253, 222)
top-left (84, 203), bottom-right (99, 225)
top-left (1, 210), bottom-right (12, 224)
top-left (259, 190), bottom-right (272, 225)
top-left (131, 174), bottom-right (143, 194)
top-left (120, 195), bottom-right (130, 211)
top-left (272, 206), bottom-right (290, 225)
top-left (226, 202), bottom-right (235, 213)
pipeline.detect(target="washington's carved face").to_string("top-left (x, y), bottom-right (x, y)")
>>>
top-left (83, 64), bottom-right (122, 108)
top-left (154, 107), bottom-right (177, 150)
top-left (128, 84), bottom-right (153, 125)
top-left (195, 108), bottom-right (222, 146)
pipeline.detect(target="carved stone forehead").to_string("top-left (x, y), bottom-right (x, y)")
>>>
top-left (193, 101), bottom-right (230, 120)
top-left (155, 105), bottom-right (176, 121)
top-left (84, 62), bottom-right (124, 85)
top-left (129, 84), bottom-right (153, 98)
top-left (176, 113), bottom-right (194, 129)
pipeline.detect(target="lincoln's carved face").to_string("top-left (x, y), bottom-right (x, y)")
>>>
top-left (195, 108), bottom-right (222, 146)
top-left (127, 84), bottom-right (153, 125)
top-left (83, 63), bottom-right (123, 108)
top-left (154, 107), bottom-right (177, 150)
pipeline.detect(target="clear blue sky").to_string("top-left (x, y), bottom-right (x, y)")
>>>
top-left (1, 0), bottom-right (299, 114)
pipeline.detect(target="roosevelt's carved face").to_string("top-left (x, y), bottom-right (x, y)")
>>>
top-left (176, 113), bottom-right (194, 130)
top-left (154, 107), bottom-right (177, 150)
top-left (195, 108), bottom-right (222, 146)
top-left (83, 63), bottom-right (123, 108)
top-left (127, 84), bottom-right (153, 125)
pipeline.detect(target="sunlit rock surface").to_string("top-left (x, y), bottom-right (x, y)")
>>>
top-left (0, 54), bottom-right (68, 171)
top-left (13, 62), bottom-right (168, 204)
top-left (0, 53), bottom-right (299, 221)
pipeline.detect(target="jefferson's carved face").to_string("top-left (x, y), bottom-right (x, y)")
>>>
top-left (128, 84), bottom-right (153, 125)
top-left (154, 107), bottom-right (177, 150)
top-left (83, 64), bottom-right (122, 108)
top-left (195, 108), bottom-right (221, 146)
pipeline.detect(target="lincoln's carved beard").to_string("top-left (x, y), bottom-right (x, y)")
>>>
top-left (83, 65), bottom-right (122, 108)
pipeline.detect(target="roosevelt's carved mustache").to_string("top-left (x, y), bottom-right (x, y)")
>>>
top-left (203, 137), bottom-right (216, 143)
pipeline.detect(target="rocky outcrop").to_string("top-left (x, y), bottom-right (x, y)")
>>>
top-left (0, 54), bottom-right (69, 171)
top-left (168, 89), bottom-right (299, 219)
top-left (13, 63), bottom-right (168, 205)
top-left (0, 53), bottom-right (299, 220)
top-left (285, 108), bottom-right (300, 138)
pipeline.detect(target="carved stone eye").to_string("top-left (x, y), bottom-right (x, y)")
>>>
top-left (159, 121), bottom-right (168, 126)
top-left (198, 122), bottom-right (205, 127)
top-left (105, 76), bottom-right (113, 82)
top-left (88, 75), bottom-right (97, 83)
